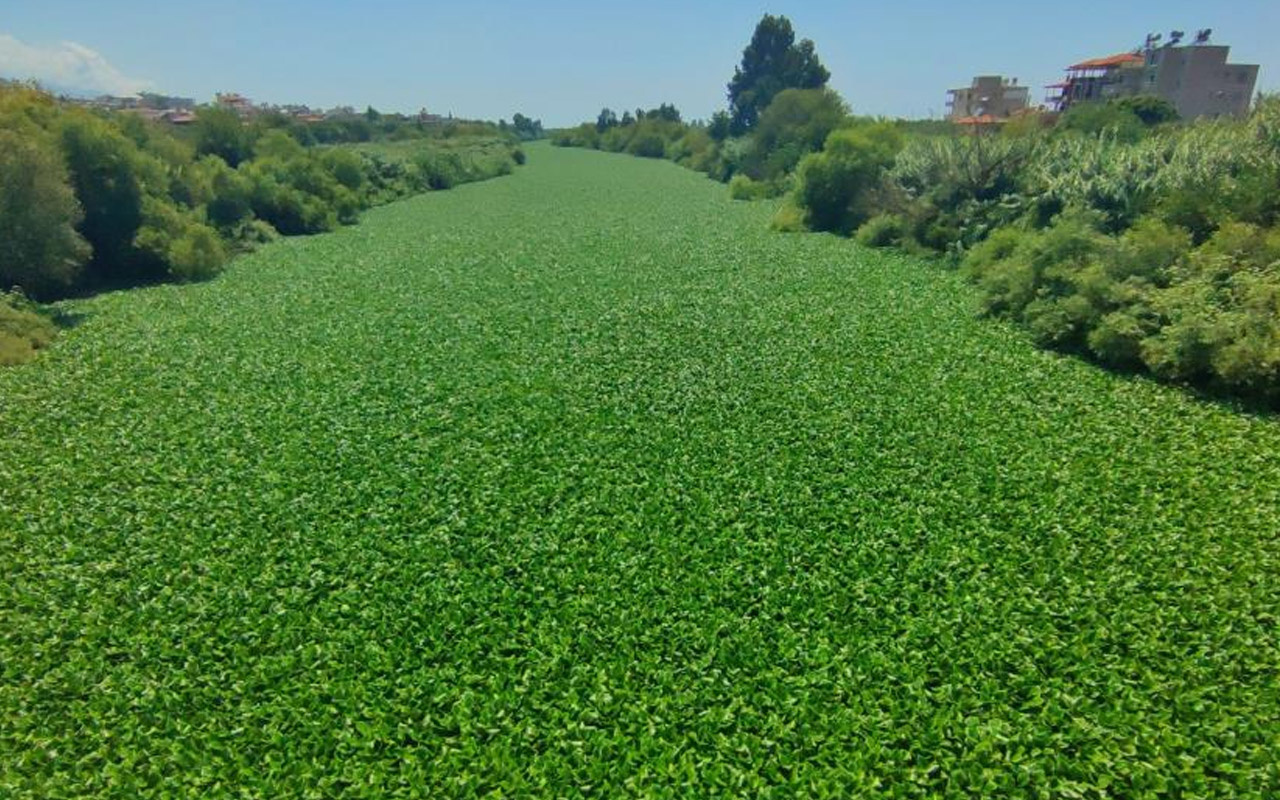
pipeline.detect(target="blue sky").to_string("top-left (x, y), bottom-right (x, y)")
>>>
top-left (1, 1), bottom-right (1276, 125)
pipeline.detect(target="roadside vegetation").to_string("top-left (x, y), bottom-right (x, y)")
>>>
top-left (553, 14), bottom-right (1280, 408)
top-left (0, 81), bottom-right (528, 310)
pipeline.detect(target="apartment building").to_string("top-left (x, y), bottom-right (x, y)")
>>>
top-left (1049, 32), bottom-right (1259, 118)
top-left (946, 75), bottom-right (1030, 121)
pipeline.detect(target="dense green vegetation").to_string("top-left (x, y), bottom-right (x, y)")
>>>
top-left (0, 82), bottom-right (525, 304)
top-left (0, 292), bottom-right (58, 366)
top-left (2, 144), bottom-right (1278, 797)
top-left (550, 14), bottom-right (1280, 407)
top-left (802, 98), bottom-right (1280, 406)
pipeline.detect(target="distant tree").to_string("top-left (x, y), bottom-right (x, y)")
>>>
top-left (708, 111), bottom-right (732, 142)
top-left (743, 87), bottom-right (849, 180)
top-left (645, 103), bottom-right (682, 123)
top-left (365, 105), bottom-right (381, 123)
top-left (728, 14), bottom-right (830, 135)
top-left (596, 108), bottom-right (618, 133)
top-left (60, 115), bottom-right (150, 281)
top-left (511, 112), bottom-right (544, 140)
top-left (620, 110), bottom-right (635, 126)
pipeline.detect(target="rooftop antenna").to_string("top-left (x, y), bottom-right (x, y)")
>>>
top-left (1169, 30), bottom-right (1185, 46)
top-left (1145, 32), bottom-right (1162, 50)
top-left (1194, 29), bottom-right (1212, 45)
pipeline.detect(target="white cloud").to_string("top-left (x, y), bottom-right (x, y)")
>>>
top-left (0, 33), bottom-right (151, 96)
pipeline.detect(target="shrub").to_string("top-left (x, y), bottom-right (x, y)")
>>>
top-left (243, 164), bottom-right (336, 235)
top-left (167, 223), bottom-right (227, 281)
top-left (134, 197), bottom-right (229, 281)
top-left (1058, 102), bottom-right (1146, 143)
top-left (728, 175), bottom-right (775, 201)
top-left (740, 88), bottom-right (848, 181)
top-left (888, 133), bottom-right (1035, 251)
top-left (1113, 96), bottom-right (1180, 127)
top-left (60, 114), bottom-right (157, 284)
top-left (626, 132), bottom-right (667, 159)
top-left (413, 151), bottom-right (464, 190)
top-left (793, 122), bottom-right (904, 234)
top-left (669, 128), bottom-right (714, 170)
top-left (200, 156), bottom-right (254, 229)
top-left (1142, 224), bottom-right (1280, 393)
top-left (193, 107), bottom-right (255, 167)
top-left (769, 201), bottom-right (807, 233)
top-left (1088, 308), bottom-right (1153, 367)
top-left (227, 218), bottom-right (280, 249)
top-left (0, 291), bottom-right (58, 365)
top-left (855, 214), bottom-right (908, 248)
top-left (321, 148), bottom-right (367, 193)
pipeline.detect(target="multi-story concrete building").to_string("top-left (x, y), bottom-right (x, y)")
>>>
top-left (1045, 53), bottom-right (1146, 111)
top-left (946, 76), bottom-right (1030, 121)
top-left (1048, 33), bottom-right (1259, 118)
top-left (1141, 43), bottom-right (1258, 118)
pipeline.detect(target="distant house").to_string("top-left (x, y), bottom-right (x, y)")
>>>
top-left (121, 107), bottom-right (168, 122)
top-left (946, 76), bottom-right (1030, 122)
top-left (116, 104), bottom-right (197, 126)
top-left (89, 94), bottom-right (142, 111)
top-left (1048, 31), bottom-right (1259, 118)
top-left (215, 92), bottom-right (255, 118)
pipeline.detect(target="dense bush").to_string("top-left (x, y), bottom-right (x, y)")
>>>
top-left (193, 107), bottom-right (255, 167)
top-left (1058, 102), bottom-right (1146, 143)
top-left (727, 174), bottom-right (781, 201)
top-left (0, 290), bottom-right (59, 365)
top-left (626, 131), bottom-right (667, 159)
top-left (855, 213), bottom-right (909, 248)
top-left (0, 83), bottom-right (524, 305)
top-left (737, 88), bottom-right (848, 181)
top-left (964, 210), bottom-right (1280, 403)
top-left (0, 127), bottom-right (91, 296)
top-left (793, 122), bottom-right (904, 235)
top-left (413, 150), bottom-right (464, 190)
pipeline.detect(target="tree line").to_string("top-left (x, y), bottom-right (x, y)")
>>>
top-left (0, 82), bottom-right (529, 302)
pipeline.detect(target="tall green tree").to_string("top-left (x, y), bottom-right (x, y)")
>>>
top-left (596, 108), bottom-right (618, 133)
top-left (0, 129), bottom-right (91, 297)
top-left (193, 107), bottom-right (254, 167)
top-left (728, 14), bottom-right (830, 135)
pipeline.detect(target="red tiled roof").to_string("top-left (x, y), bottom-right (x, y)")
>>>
top-left (1068, 52), bottom-right (1144, 70)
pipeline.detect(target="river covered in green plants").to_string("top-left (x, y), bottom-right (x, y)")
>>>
top-left (2, 144), bottom-right (1278, 797)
